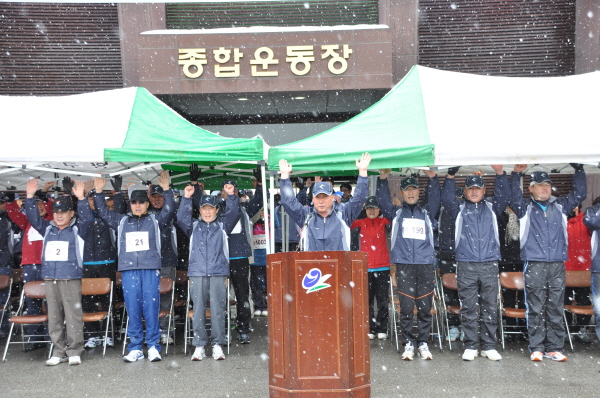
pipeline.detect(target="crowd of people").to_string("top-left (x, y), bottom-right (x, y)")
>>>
top-left (0, 157), bottom-right (598, 367)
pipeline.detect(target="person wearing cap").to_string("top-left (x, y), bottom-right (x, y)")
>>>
top-left (218, 171), bottom-right (263, 345)
top-left (442, 166), bottom-right (509, 362)
top-left (340, 183), bottom-right (353, 203)
top-left (5, 181), bottom-right (54, 350)
top-left (93, 170), bottom-right (176, 363)
top-left (24, 178), bottom-right (93, 366)
top-left (377, 168), bottom-right (440, 360)
top-left (510, 163), bottom-right (587, 362)
top-left (350, 196), bottom-right (392, 340)
top-left (177, 182), bottom-right (240, 361)
top-left (278, 153), bottom-right (371, 252)
top-left (0, 192), bottom-right (16, 337)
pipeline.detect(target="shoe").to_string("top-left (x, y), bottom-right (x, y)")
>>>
top-left (367, 333), bottom-right (375, 340)
top-left (106, 337), bottom-right (114, 347)
top-left (530, 351), bottom-right (543, 362)
top-left (24, 342), bottom-right (45, 352)
top-left (401, 342), bottom-right (414, 361)
top-left (253, 310), bottom-right (261, 316)
top-left (237, 333), bottom-right (250, 344)
top-left (148, 346), bottom-right (162, 362)
top-left (161, 333), bottom-right (173, 345)
top-left (212, 344), bottom-right (226, 360)
top-left (123, 349), bottom-right (144, 362)
top-left (575, 328), bottom-right (592, 344)
top-left (191, 346), bottom-right (206, 361)
top-left (481, 349), bottom-right (502, 361)
top-left (418, 342), bottom-right (433, 360)
top-left (448, 327), bottom-right (460, 342)
top-left (261, 310), bottom-right (268, 317)
top-left (459, 330), bottom-right (464, 341)
top-left (45, 356), bottom-right (67, 366)
top-left (462, 349), bottom-right (478, 361)
top-left (544, 351), bottom-right (567, 362)
top-left (377, 333), bottom-right (388, 340)
top-left (68, 356), bottom-right (81, 366)
top-left (85, 337), bottom-right (98, 348)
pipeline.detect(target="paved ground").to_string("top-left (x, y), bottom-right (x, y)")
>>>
top-left (1, 318), bottom-right (599, 398)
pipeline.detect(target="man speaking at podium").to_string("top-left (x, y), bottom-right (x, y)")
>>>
top-left (278, 153), bottom-right (371, 251)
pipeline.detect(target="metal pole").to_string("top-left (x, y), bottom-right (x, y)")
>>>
top-left (269, 170), bottom-right (276, 255)
top-left (260, 161), bottom-right (271, 255)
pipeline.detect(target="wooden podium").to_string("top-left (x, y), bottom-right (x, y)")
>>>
top-left (267, 251), bottom-right (370, 398)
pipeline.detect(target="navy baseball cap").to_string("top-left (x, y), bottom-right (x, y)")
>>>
top-left (222, 179), bottom-right (238, 189)
top-left (530, 171), bottom-right (552, 186)
top-left (200, 195), bottom-right (219, 207)
top-left (149, 185), bottom-right (164, 196)
top-left (365, 196), bottom-right (379, 208)
top-left (313, 182), bottom-right (333, 196)
top-left (400, 177), bottom-right (419, 191)
top-left (52, 196), bottom-right (73, 212)
top-left (465, 175), bottom-right (485, 188)
top-left (130, 190), bottom-right (149, 202)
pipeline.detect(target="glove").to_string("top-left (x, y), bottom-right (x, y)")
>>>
top-left (447, 166), bottom-right (461, 176)
top-left (35, 189), bottom-right (48, 202)
top-left (5, 192), bottom-right (15, 202)
top-left (569, 163), bottom-right (584, 172)
top-left (111, 175), bottom-right (122, 191)
top-left (253, 165), bottom-right (262, 183)
top-left (62, 177), bottom-right (74, 195)
top-left (190, 163), bottom-right (200, 182)
top-left (411, 172), bottom-right (420, 179)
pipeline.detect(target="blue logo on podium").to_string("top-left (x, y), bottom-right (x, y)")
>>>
top-left (302, 268), bottom-right (332, 293)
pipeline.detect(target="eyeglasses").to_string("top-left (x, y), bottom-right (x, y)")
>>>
top-left (130, 200), bottom-right (146, 205)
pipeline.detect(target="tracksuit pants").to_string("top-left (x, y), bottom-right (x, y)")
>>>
top-left (524, 261), bottom-right (566, 353)
top-left (45, 279), bottom-right (84, 358)
top-left (230, 258), bottom-right (251, 334)
top-left (250, 266), bottom-right (267, 312)
top-left (397, 263), bottom-right (434, 344)
top-left (122, 269), bottom-right (161, 352)
top-left (368, 270), bottom-right (390, 334)
top-left (456, 261), bottom-right (499, 351)
top-left (190, 276), bottom-right (227, 347)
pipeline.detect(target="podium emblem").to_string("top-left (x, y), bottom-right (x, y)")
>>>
top-left (302, 268), bottom-right (332, 293)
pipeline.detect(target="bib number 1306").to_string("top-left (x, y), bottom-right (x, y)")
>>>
top-left (126, 231), bottom-right (150, 252)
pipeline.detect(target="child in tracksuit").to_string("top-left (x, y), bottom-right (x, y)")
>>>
top-left (177, 183), bottom-right (240, 361)
top-left (25, 178), bottom-right (93, 366)
top-left (250, 210), bottom-right (268, 317)
top-left (93, 171), bottom-right (176, 363)
top-left (350, 196), bottom-right (391, 341)
top-left (377, 169), bottom-right (440, 361)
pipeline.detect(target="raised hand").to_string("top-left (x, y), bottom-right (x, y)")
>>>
top-left (26, 179), bottom-right (39, 199)
top-left (111, 175), bottom-right (122, 191)
top-left (94, 177), bottom-right (107, 192)
top-left (491, 165), bottom-right (504, 175)
top-left (158, 170), bottom-right (170, 190)
top-left (513, 164), bottom-right (527, 173)
top-left (379, 169), bottom-right (392, 180)
top-left (42, 181), bottom-right (55, 192)
top-left (279, 159), bottom-right (293, 179)
top-left (423, 167), bottom-right (437, 178)
top-left (223, 183), bottom-right (235, 196)
top-left (183, 185), bottom-right (194, 199)
top-left (62, 176), bottom-right (74, 195)
top-left (356, 152), bottom-right (372, 176)
top-left (190, 163), bottom-right (200, 182)
top-left (72, 180), bottom-right (85, 200)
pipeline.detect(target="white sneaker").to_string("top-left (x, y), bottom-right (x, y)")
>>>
top-left (160, 333), bottom-right (173, 345)
top-left (68, 356), bottom-right (81, 366)
top-left (85, 337), bottom-right (98, 348)
top-left (377, 333), bottom-right (388, 340)
top-left (191, 346), bottom-right (206, 361)
top-left (481, 349), bottom-right (502, 361)
top-left (367, 333), bottom-right (375, 340)
top-left (462, 349), bottom-right (478, 361)
top-left (418, 343), bottom-right (433, 360)
top-left (261, 310), bottom-right (268, 317)
top-left (46, 356), bottom-right (67, 366)
top-left (448, 327), bottom-right (460, 342)
top-left (123, 349), bottom-right (144, 362)
top-left (254, 310), bottom-right (262, 316)
top-left (106, 337), bottom-right (114, 347)
top-left (148, 346), bottom-right (162, 362)
top-left (212, 344), bottom-right (225, 360)
top-left (401, 342), bottom-right (414, 361)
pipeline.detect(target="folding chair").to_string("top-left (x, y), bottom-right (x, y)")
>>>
top-left (121, 277), bottom-right (175, 356)
top-left (184, 278), bottom-right (232, 355)
top-left (0, 275), bottom-right (12, 331)
top-left (498, 272), bottom-right (526, 351)
top-left (563, 270), bottom-right (595, 352)
top-left (81, 278), bottom-right (114, 357)
top-left (439, 273), bottom-right (461, 351)
top-left (2, 281), bottom-right (52, 362)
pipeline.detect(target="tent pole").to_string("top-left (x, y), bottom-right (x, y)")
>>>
top-left (260, 162), bottom-right (272, 255)
top-left (269, 170), bottom-right (276, 255)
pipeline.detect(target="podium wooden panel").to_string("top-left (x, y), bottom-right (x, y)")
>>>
top-left (267, 251), bottom-right (370, 398)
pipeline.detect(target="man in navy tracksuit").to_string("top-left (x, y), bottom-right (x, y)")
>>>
top-left (510, 164), bottom-right (586, 362)
top-left (25, 179), bottom-right (93, 366)
top-left (442, 165), bottom-right (508, 362)
top-left (94, 171), bottom-right (176, 363)
top-left (178, 184), bottom-right (240, 361)
top-left (277, 153), bottom-right (371, 252)
top-left (218, 176), bottom-right (262, 344)
top-left (583, 197), bottom-right (600, 344)
top-left (376, 169), bottom-right (440, 361)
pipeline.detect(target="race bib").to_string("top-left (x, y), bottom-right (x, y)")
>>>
top-left (28, 227), bottom-right (43, 242)
top-left (253, 234), bottom-right (267, 249)
top-left (402, 218), bottom-right (426, 240)
top-left (231, 220), bottom-right (242, 234)
top-left (126, 231), bottom-right (150, 252)
top-left (45, 241), bottom-right (69, 261)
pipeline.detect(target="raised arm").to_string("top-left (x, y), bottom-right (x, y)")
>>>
top-left (584, 204), bottom-right (600, 231)
top-left (559, 164), bottom-right (587, 215)
top-left (278, 159), bottom-right (309, 227)
top-left (24, 179), bottom-right (49, 235)
top-left (93, 177), bottom-right (125, 230)
top-left (244, 180), bottom-right (263, 218)
top-left (509, 165), bottom-right (528, 218)
top-left (155, 170), bottom-right (176, 229)
top-left (340, 153), bottom-right (372, 225)
top-left (176, 185), bottom-right (194, 237)
top-left (223, 185), bottom-right (242, 234)
top-left (376, 169), bottom-right (396, 222)
top-left (491, 165), bottom-right (509, 216)
top-left (73, 181), bottom-right (94, 238)
top-left (441, 167), bottom-right (461, 219)
top-left (424, 169), bottom-right (441, 222)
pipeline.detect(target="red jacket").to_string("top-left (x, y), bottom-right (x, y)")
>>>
top-left (351, 217), bottom-right (391, 269)
top-left (6, 199), bottom-right (53, 266)
top-left (565, 212), bottom-right (591, 271)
